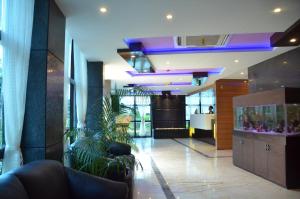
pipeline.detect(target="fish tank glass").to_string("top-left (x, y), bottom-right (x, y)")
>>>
top-left (234, 104), bottom-right (300, 134)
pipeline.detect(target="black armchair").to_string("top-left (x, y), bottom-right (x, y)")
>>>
top-left (0, 160), bottom-right (128, 199)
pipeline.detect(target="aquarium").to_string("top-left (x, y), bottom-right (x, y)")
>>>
top-left (234, 104), bottom-right (300, 134)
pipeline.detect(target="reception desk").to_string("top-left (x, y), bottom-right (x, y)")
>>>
top-left (190, 114), bottom-right (215, 145)
top-left (190, 114), bottom-right (215, 130)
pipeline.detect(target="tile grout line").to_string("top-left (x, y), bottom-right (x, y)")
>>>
top-left (150, 156), bottom-right (176, 199)
top-left (172, 138), bottom-right (232, 159)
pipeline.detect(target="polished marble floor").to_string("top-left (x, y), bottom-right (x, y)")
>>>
top-left (132, 138), bottom-right (300, 199)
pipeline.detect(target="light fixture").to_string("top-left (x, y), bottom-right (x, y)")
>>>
top-left (281, 85), bottom-right (285, 88)
top-left (131, 55), bottom-right (136, 58)
top-left (166, 14), bottom-right (173, 20)
top-left (240, 72), bottom-right (244, 75)
top-left (283, 61), bottom-right (288, 64)
top-left (289, 38), bottom-right (297, 43)
top-left (273, 8), bottom-right (282, 13)
top-left (234, 59), bottom-right (239, 63)
top-left (99, 7), bottom-right (107, 13)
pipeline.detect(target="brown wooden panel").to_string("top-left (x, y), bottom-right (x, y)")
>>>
top-left (215, 79), bottom-right (248, 149)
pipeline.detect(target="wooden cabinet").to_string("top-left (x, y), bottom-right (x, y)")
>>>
top-left (253, 140), bottom-right (268, 178)
top-left (267, 143), bottom-right (286, 186)
top-left (233, 135), bottom-right (254, 171)
top-left (233, 131), bottom-right (299, 188)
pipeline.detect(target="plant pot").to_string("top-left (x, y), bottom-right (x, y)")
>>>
top-left (108, 142), bottom-right (131, 156)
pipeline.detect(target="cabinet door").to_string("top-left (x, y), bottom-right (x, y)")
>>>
top-left (267, 144), bottom-right (286, 186)
top-left (242, 138), bottom-right (254, 172)
top-left (233, 136), bottom-right (242, 167)
top-left (254, 140), bottom-right (268, 178)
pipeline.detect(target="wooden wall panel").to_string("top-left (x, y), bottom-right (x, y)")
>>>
top-left (215, 79), bottom-right (248, 149)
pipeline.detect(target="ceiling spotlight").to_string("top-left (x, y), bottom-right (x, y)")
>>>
top-left (166, 14), bottom-right (173, 20)
top-left (289, 38), bottom-right (297, 43)
top-left (100, 7), bottom-right (107, 13)
top-left (240, 72), bottom-right (245, 75)
top-left (234, 59), bottom-right (239, 63)
top-left (131, 55), bottom-right (136, 58)
top-left (281, 85), bottom-right (285, 88)
top-left (273, 8), bottom-right (282, 13)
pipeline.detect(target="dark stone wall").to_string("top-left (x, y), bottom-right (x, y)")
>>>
top-left (248, 47), bottom-right (300, 93)
top-left (22, 0), bottom-right (65, 163)
top-left (86, 62), bottom-right (103, 131)
top-left (151, 95), bottom-right (186, 129)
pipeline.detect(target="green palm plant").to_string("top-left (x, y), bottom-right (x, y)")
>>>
top-left (66, 87), bottom-right (151, 178)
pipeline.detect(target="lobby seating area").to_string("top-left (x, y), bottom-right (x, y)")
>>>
top-left (0, 160), bottom-right (128, 199)
top-left (0, 0), bottom-right (300, 199)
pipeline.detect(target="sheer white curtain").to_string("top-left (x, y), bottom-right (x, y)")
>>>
top-left (137, 106), bottom-right (146, 136)
top-left (74, 42), bottom-right (88, 128)
top-left (2, 0), bottom-right (35, 173)
top-left (63, 30), bottom-right (72, 129)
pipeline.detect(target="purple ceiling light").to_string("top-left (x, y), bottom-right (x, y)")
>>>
top-left (126, 67), bottom-right (223, 77)
top-left (135, 82), bottom-right (192, 87)
top-left (124, 33), bottom-right (275, 55)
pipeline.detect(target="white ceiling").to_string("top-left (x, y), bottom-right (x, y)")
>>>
top-left (56, 0), bottom-right (300, 94)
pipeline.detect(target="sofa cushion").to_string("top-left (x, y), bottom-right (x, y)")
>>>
top-left (13, 160), bottom-right (71, 199)
top-left (0, 173), bottom-right (29, 199)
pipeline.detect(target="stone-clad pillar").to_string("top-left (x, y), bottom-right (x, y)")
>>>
top-left (22, 0), bottom-right (66, 163)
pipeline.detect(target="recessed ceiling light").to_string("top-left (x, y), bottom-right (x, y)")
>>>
top-left (281, 85), bottom-right (285, 88)
top-left (240, 72), bottom-right (244, 75)
top-left (99, 7), bottom-right (107, 13)
top-left (166, 14), bottom-right (173, 20)
top-left (283, 61), bottom-right (288, 64)
top-left (131, 55), bottom-right (136, 58)
top-left (234, 59), bottom-right (239, 63)
top-left (273, 8), bottom-right (282, 13)
top-left (289, 38), bottom-right (297, 43)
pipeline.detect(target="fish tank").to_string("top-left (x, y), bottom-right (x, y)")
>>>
top-left (234, 104), bottom-right (300, 134)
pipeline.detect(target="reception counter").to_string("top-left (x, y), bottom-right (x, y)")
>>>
top-left (190, 114), bottom-right (215, 130)
top-left (190, 114), bottom-right (215, 145)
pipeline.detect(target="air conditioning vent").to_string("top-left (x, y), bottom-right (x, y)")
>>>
top-left (175, 34), bottom-right (230, 48)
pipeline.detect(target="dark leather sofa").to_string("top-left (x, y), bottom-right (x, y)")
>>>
top-left (0, 160), bottom-right (128, 199)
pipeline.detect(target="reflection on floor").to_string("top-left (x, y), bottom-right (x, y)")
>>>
top-left (132, 138), bottom-right (300, 199)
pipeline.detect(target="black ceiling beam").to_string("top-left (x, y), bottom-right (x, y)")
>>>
top-left (271, 19), bottom-right (300, 47)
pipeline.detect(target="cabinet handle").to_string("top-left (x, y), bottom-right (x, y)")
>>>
top-left (266, 144), bottom-right (271, 151)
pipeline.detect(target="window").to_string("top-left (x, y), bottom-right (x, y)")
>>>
top-left (185, 93), bottom-right (201, 128)
top-left (200, 88), bottom-right (215, 113)
top-left (120, 96), bottom-right (152, 137)
top-left (0, 0), bottom-right (3, 173)
top-left (0, 46), bottom-right (3, 147)
top-left (185, 89), bottom-right (215, 128)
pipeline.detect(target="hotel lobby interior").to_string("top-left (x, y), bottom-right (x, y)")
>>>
top-left (1, 0), bottom-right (300, 199)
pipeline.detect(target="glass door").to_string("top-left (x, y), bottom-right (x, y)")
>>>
top-left (120, 96), bottom-right (152, 137)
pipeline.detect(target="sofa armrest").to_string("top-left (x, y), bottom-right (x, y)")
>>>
top-left (65, 167), bottom-right (128, 199)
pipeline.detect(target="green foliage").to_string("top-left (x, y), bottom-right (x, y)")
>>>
top-left (65, 87), bottom-right (151, 178)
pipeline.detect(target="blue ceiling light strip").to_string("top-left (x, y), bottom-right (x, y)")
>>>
top-left (142, 46), bottom-right (274, 55)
